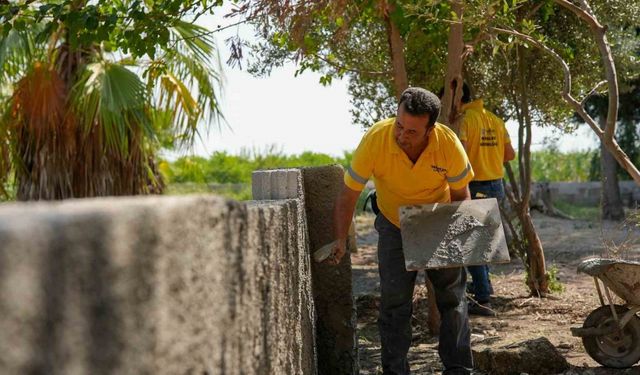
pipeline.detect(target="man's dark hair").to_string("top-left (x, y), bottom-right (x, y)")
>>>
top-left (461, 82), bottom-right (472, 104)
top-left (398, 87), bottom-right (441, 127)
top-left (437, 82), bottom-right (472, 103)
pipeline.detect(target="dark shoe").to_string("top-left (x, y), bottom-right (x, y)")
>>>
top-left (467, 280), bottom-right (493, 295)
top-left (466, 281), bottom-right (474, 294)
top-left (468, 301), bottom-right (496, 317)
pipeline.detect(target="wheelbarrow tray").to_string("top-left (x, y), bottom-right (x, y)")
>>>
top-left (578, 258), bottom-right (640, 306)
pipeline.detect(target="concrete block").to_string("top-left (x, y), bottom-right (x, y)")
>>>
top-left (399, 198), bottom-right (510, 270)
top-left (251, 170), bottom-right (269, 200)
top-left (252, 169), bottom-right (303, 200)
top-left (302, 165), bottom-right (358, 375)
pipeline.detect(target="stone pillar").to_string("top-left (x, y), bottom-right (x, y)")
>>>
top-left (251, 166), bottom-right (358, 375)
top-left (301, 166), bottom-right (358, 375)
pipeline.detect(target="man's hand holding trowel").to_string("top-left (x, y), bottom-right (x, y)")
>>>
top-left (319, 181), bottom-right (361, 265)
top-left (314, 239), bottom-right (345, 265)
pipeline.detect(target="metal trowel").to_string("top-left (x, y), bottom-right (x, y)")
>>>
top-left (313, 240), bottom-right (338, 263)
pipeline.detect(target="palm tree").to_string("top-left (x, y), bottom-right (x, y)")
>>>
top-left (0, 7), bottom-right (223, 200)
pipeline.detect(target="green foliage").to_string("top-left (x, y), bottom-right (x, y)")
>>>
top-left (510, 150), bottom-right (597, 182)
top-left (163, 149), bottom-right (349, 200)
top-left (163, 149), bottom-right (349, 185)
top-left (164, 147), bottom-right (603, 188)
top-left (0, 176), bottom-right (16, 202)
top-left (0, 0), bottom-right (227, 199)
top-left (0, 0), bottom-right (228, 59)
top-left (546, 264), bottom-right (565, 294)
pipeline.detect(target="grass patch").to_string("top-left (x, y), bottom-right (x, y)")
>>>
top-left (553, 200), bottom-right (599, 221)
top-left (165, 183), bottom-right (252, 201)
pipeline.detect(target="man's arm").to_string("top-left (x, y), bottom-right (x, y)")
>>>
top-left (450, 185), bottom-right (471, 202)
top-left (328, 183), bottom-right (361, 265)
top-left (504, 142), bottom-right (515, 162)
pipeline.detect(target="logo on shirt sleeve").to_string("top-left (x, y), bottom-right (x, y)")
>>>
top-left (431, 165), bottom-right (447, 174)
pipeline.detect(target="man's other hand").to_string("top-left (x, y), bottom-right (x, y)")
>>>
top-left (327, 239), bottom-right (347, 265)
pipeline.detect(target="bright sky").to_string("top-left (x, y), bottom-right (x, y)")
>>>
top-left (171, 7), bottom-right (599, 160)
top-left (190, 62), bottom-right (364, 158)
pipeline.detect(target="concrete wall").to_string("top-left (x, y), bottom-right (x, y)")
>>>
top-left (0, 194), bottom-right (315, 374)
top-left (541, 181), bottom-right (640, 207)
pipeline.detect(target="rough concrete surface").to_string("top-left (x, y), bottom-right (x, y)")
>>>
top-left (399, 198), bottom-right (509, 270)
top-left (0, 194), bottom-right (315, 375)
top-left (302, 166), bottom-right (358, 375)
top-left (473, 337), bottom-right (571, 375)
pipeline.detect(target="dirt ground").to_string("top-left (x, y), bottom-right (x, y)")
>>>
top-left (351, 211), bottom-right (640, 374)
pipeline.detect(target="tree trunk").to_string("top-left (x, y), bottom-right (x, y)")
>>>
top-left (517, 46), bottom-right (549, 296)
top-left (599, 114), bottom-right (625, 220)
top-left (520, 212), bottom-right (548, 295)
top-left (438, 0), bottom-right (465, 133)
top-left (382, 0), bottom-right (408, 100)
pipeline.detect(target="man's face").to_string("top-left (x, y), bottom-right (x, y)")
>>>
top-left (394, 105), bottom-right (431, 152)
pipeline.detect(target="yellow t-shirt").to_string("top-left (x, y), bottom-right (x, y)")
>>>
top-left (459, 99), bottom-right (511, 181)
top-left (344, 118), bottom-right (474, 227)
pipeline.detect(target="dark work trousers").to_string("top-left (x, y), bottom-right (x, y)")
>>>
top-left (375, 213), bottom-right (473, 375)
top-left (468, 179), bottom-right (506, 303)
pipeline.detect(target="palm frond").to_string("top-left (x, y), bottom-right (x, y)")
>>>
top-left (71, 60), bottom-right (154, 154)
top-left (0, 27), bottom-right (47, 85)
top-left (143, 20), bottom-right (226, 149)
top-left (160, 70), bottom-right (200, 124)
top-left (170, 20), bottom-right (217, 62)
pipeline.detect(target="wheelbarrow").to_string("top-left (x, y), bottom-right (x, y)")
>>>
top-left (570, 258), bottom-right (640, 368)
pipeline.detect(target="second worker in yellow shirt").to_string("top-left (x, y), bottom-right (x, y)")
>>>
top-left (458, 83), bottom-right (515, 316)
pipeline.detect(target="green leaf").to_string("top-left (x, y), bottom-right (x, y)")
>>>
top-left (71, 61), bottom-right (152, 152)
top-left (86, 15), bottom-right (99, 30)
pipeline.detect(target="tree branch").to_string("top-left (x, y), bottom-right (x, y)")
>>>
top-left (311, 53), bottom-right (391, 78)
top-left (580, 80), bottom-right (607, 106)
top-left (491, 27), bottom-right (604, 138)
top-left (553, 0), bottom-right (602, 29)
top-left (551, 0), bottom-right (640, 185)
top-left (553, 0), bottom-right (617, 143)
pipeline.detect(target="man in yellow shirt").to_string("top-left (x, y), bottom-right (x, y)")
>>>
top-left (458, 83), bottom-right (515, 316)
top-left (330, 87), bottom-right (474, 375)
